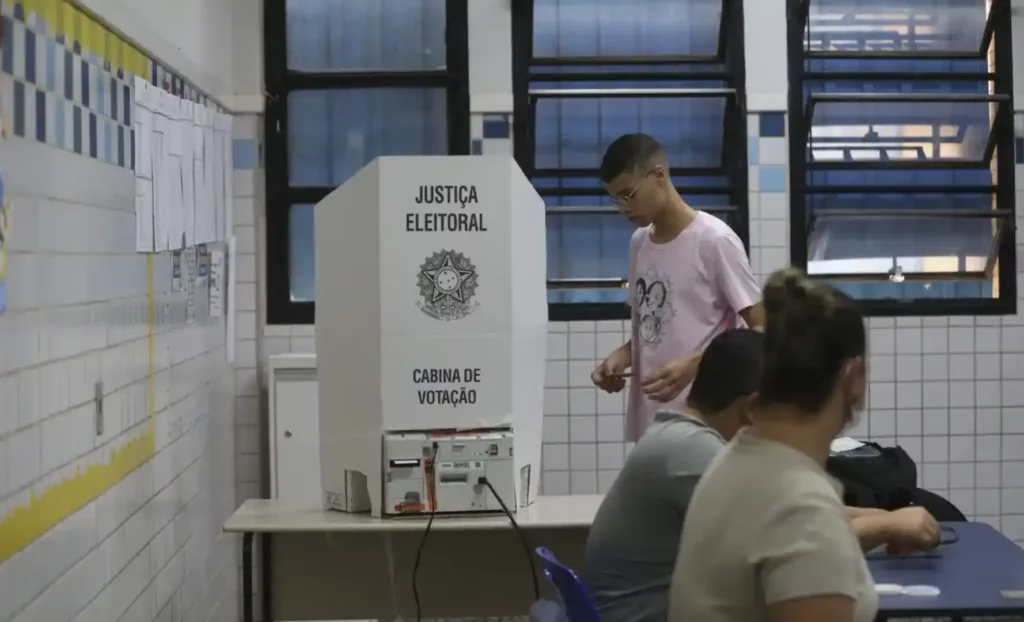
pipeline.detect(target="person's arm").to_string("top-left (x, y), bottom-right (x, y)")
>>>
top-left (740, 303), bottom-right (765, 332)
top-left (709, 232), bottom-right (763, 330)
top-left (769, 596), bottom-right (856, 622)
top-left (847, 506), bottom-right (886, 520)
top-left (850, 512), bottom-right (896, 552)
top-left (752, 491), bottom-right (862, 622)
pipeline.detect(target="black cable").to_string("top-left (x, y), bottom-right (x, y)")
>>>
top-left (480, 476), bottom-right (541, 602)
top-left (412, 442), bottom-right (439, 622)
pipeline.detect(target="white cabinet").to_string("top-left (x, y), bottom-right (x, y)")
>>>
top-left (268, 354), bottom-right (321, 504)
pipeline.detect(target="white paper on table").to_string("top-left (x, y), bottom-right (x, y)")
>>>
top-left (226, 235), bottom-right (237, 363)
top-left (135, 177), bottom-right (154, 252)
top-left (179, 101), bottom-right (196, 247)
top-left (830, 437), bottom-right (866, 454)
top-left (209, 249), bottom-right (224, 318)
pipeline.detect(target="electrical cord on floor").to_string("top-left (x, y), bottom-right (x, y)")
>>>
top-left (412, 442), bottom-right (439, 622)
top-left (479, 476), bottom-right (541, 602)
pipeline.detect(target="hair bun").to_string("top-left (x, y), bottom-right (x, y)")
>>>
top-left (763, 267), bottom-right (819, 316)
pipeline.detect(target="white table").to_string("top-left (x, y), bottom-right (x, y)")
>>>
top-left (224, 496), bottom-right (602, 621)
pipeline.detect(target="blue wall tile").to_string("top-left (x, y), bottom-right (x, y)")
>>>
top-left (759, 165), bottom-right (787, 192)
top-left (233, 139), bottom-right (257, 170)
top-left (759, 112), bottom-right (786, 138)
top-left (482, 114), bottom-right (510, 139)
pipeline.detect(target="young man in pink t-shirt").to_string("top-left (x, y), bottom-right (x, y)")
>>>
top-left (589, 134), bottom-right (765, 442)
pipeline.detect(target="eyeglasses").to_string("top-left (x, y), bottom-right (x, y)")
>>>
top-left (608, 170), bottom-right (655, 206)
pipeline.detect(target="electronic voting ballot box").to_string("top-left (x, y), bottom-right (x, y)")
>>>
top-left (314, 156), bottom-right (547, 518)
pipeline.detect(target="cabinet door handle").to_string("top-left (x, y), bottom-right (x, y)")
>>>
top-left (284, 430), bottom-right (293, 438)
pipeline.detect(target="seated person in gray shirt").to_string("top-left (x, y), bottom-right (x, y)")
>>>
top-left (583, 328), bottom-right (939, 622)
top-left (583, 329), bottom-right (763, 622)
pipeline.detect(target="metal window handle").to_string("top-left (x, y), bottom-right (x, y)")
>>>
top-left (284, 430), bottom-right (293, 438)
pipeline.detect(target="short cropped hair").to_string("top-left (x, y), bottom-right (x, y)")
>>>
top-left (599, 133), bottom-right (665, 183)
top-left (688, 329), bottom-right (764, 414)
top-left (758, 268), bottom-right (866, 413)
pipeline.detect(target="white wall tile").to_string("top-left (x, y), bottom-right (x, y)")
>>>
top-left (0, 133), bottom-right (237, 621)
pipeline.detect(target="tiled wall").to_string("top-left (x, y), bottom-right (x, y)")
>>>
top-left (256, 111), bottom-right (1024, 551)
top-left (470, 112), bottom-right (513, 156)
top-left (230, 114), bottom-right (264, 616)
top-left (0, 1), bottom-right (239, 621)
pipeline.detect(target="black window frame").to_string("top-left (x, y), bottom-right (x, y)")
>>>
top-left (512, 0), bottom-right (749, 323)
top-left (264, 0), bottom-right (471, 325)
top-left (786, 0), bottom-right (1016, 317)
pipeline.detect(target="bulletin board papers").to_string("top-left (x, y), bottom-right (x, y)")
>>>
top-left (133, 77), bottom-right (233, 253)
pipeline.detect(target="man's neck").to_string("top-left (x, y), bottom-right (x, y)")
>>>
top-left (650, 194), bottom-right (697, 243)
top-left (683, 402), bottom-right (728, 438)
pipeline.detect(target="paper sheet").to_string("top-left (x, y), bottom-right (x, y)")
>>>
top-left (151, 129), bottom-right (168, 251)
top-left (212, 125), bottom-right (225, 244)
top-left (160, 92), bottom-right (185, 249)
top-left (133, 77), bottom-right (155, 252)
top-left (193, 105), bottom-right (212, 244)
top-left (203, 121), bottom-right (217, 244)
top-left (209, 248), bottom-right (224, 318)
top-left (222, 117), bottom-right (234, 239)
top-left (179, 100), bottom-right (196, 247)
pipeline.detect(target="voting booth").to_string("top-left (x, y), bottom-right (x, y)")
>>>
top-left (315, 156), bottom-right (548, 518)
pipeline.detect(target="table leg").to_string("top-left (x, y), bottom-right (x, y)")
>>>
top-left (242, 532), bottom-right (253, 622)
top-left (261, 533), bottom-right (273, 622)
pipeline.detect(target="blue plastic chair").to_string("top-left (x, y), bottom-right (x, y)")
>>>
top-left (535, 546), bottom-right (601, 622)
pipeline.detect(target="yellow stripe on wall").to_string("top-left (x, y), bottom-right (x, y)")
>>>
top-left (0, 0), bottom-right (185, 563)
top-left (0, 251), bottom-right (158, 563)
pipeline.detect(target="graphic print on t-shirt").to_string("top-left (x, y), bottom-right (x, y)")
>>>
top-left (634, 268), bottom-right (677, 349)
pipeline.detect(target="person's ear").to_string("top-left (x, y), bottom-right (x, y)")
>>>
top-left (841, 356), bottom-right (866, 410)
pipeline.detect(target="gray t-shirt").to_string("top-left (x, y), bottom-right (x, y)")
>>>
top-left (669, 431), bottom-right (878, 622)
top-left (583, 411), bottom-right (726, 622)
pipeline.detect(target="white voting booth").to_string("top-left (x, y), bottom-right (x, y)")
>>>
top-left (315, 156), bottom-right (548, 518)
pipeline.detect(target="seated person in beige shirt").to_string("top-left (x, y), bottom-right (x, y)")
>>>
top-left (669, 269), bottom-right (941, 622)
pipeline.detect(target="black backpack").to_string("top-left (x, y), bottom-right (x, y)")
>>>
top-left (826, 442), bottom-right (967, 522)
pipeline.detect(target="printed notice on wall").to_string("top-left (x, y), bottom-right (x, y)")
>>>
top-left (209, 248), bottom-right (224, 318)
top-left (171, 249), bottom-right (183, 292)
top-left (186, 246), bottom-right (198, 324)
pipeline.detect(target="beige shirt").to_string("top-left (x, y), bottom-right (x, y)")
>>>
top-left (668, 431), bottom-right (878, 622)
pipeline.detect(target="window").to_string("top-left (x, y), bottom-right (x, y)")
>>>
top-left (512, 0), bottom-right (749, 322)
top-left (265, 0), bottom-right (470, 324)
top-left (787, 0), bottom-right (1015, 315)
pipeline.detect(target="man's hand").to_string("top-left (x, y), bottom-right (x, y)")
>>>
top-left (592, 345), bottom-right (631, 393)
top-left (641, 354), bottom-right (700, 403)
top-left (884, 507), bottom-right (941, 554)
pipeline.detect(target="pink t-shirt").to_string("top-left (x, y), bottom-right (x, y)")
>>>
top-left (625, 212), bottom-right (761, 442)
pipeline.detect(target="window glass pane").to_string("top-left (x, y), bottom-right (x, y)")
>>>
top-left (289, 204), bottom-right (316, 302)
top-left (805, 194), bottom-right (1000, 300)
top-left (547, 213), bottom-right (632, 303)
top-left (535, 95), bottom-right (728, 170)
top-left (806, 96), bottom-right (999, 164)
top-left (806, 0), bottom-right (990, 55)
top-left (287, 88), bottom-right (448, 187)
top-left (533, 0), bottom-right (723, 58)
top-left (286, 0), bottom-right (446, 71)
